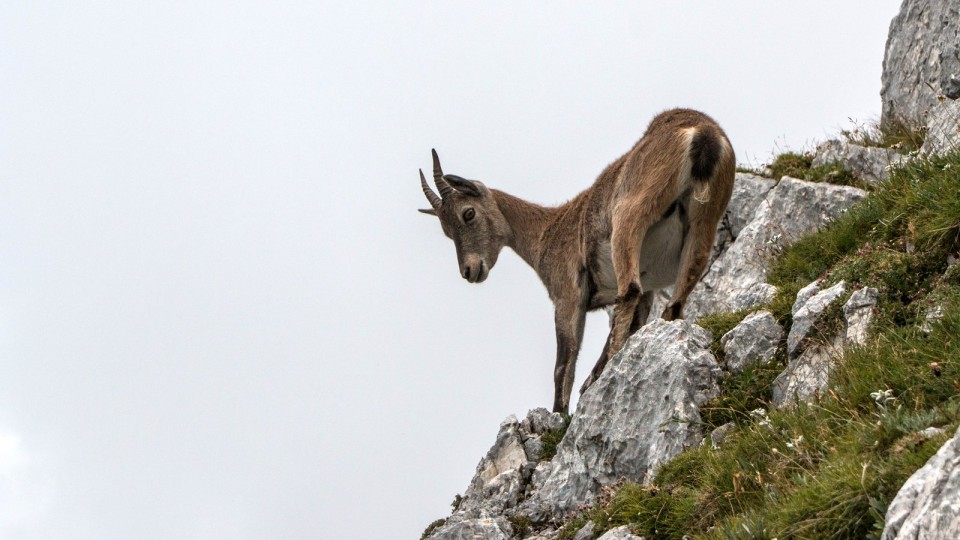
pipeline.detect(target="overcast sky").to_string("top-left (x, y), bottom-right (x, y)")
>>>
top-left (1, 2), bottom-right (902, 538)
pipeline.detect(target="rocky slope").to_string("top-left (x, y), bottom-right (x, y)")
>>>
top-left (424, 1), bottom-right (960, 538)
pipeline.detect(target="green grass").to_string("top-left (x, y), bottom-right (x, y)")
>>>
top-left (759, 152), bottom-right (866, 189)
top-left (539, 415), bottom-right (572, 461)
top-left (767, 152), bottom-right (814, 180)
top-left (420, 518), bottom-right (446, 539)
top-left (554, 149), bottom-right (960, 539)
top-left (841, 121), bottom-right (927, 153)
top-left (701, 360), bottom-right (785, 429)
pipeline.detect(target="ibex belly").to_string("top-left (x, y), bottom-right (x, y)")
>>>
top-left (589, 207), bottom-right (685, 308)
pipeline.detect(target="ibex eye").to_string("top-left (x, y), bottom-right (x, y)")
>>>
top-left (463, 208), bottom-right (476, 222)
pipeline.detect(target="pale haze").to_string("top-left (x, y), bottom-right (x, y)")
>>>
top-left (1, 2), bottom-right (901, 538)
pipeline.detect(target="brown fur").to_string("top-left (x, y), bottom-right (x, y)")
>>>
top-left (420, 108), bottom-right (736, 413)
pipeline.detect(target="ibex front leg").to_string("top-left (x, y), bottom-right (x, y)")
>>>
top-left (552, 298), bottom-right (586, 414)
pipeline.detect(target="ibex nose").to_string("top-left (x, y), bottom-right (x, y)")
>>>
top-left (462, 255), bottom-right (485, 283)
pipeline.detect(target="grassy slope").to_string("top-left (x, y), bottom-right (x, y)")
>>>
top-left (558, 149), bottom-right (960, 540)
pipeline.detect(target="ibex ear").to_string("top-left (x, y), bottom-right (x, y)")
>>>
top-left (442, 175), bottom-right (483, 197)
top-left (418, 208), bottom-right (438, 216)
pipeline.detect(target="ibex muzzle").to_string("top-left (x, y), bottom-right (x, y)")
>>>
top-left (419, 108), bottom-right (736, 414)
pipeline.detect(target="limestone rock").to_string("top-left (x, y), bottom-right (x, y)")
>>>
top-left (771, 338), bottom-right (842, 408)
top-left (812, 139), bottom-right (904, 184)
top-left (709, 173), bottom-right (778, 261)
top-left (524, 320), bottom-right (720, 516)
top-left (572, 521), bottom-right (596, 540)
top-left (720, 310), bottom-right (783, 372)
top-left (882, 0), bottom-right (960, 127)
top-left (921, 99), bottom-right (960, 156)
top-left (882, 426), bottom-right (960, 540)
top-left (450, 408), bottom-right (566, 522)
top-left (456, 416), bottom-right (527, 517)
top-left (843, 287), bottom-right (879, 345)
top-left (686, 178), bottom-right (865, 320)
top-left (722, 173), bottom-right (778, 245)
top-left (710, 422), bottom-right (736, 449)
top-left (773, 280), bottom-right (848, 409)
top-left (597, 526), bottom-right (646, 540)
top-left (918, 426), bottom-right (947, 440)
top-left (787, 281), bottom-right (847, 356)
top-left (425, 516), bottom-right (512, 540)
top-left (793, 281), bottom-right (823, 316)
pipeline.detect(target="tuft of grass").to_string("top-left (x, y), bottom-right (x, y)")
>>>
top-left (841, 120), bottom-right (927, 153)
top-left (507, 514), bottom-right (532, 537)
top-left (766, 152), bottom-right (814, 180)
top-left (701, 361), bottom-right (785, 429)
top-left (556, 516), bottom-right (588, 540)
top-left (804, 160), bottom-right (867, 189)
top-left (420, 518), bottom-right (446, 540)
top-left (539, 415), bottom-right (572, 461)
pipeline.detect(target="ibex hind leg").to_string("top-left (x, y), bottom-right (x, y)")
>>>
top-left (663, 185), bottom-right (730, 320)
top-left (608, 181), bottom-right (678, 356)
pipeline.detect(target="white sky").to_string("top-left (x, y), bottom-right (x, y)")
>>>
top-left (1, 1), bottom-right (901, 538)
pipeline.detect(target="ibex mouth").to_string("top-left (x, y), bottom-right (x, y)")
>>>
top-left (475, 261), bottom-right (488, 283)
top-left (465, 260), bottom-right (488, 283)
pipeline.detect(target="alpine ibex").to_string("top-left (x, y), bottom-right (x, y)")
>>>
top-left (418, 108), bottom-right (735, 413)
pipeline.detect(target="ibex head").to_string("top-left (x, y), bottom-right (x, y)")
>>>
top-left (419, 149), bottom-right (508, 283)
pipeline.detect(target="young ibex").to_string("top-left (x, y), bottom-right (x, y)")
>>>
top-left (418, 108), bottom-right (735, 413)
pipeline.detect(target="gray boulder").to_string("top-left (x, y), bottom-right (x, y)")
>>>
top-left (425, 517), bottom-right (513, 540)
top-left (771, 338), bottom-right (842, 409)
top-left (882, 0), bottom-right (960, 127)
top-left (719, 173), bottom-right (778, 251)
top-left (456, 415), bottom-right (528, 517)
top-left (572, 521), bottom-right (596, 540)
top-left (710, 422), bottom-right (736, 449)
top-left (720, 310), bottom-right (783, 372)
top-left (524, 320), bottom-right (720, 516)
top-left (787, 281), bottom-right (847, 356)
top-left (844, 287), bottom-right (879, 346)
top-left (773, 280), bottom-right (848, 409)
top-left (597, 526), bottom-right (646, 540)
top-left (686, 178), bottom-right (866, 320)
top-left (444, 408), bottom-right (566, 525)
top-left (882, 426), bottom-right (960, 540)
top-left (921, 99), bottom-right (960, 156)
top-left (812, 139), bottom-right (904, 184)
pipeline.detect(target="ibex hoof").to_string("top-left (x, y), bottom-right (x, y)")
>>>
top-left (662, 302), bottom-right (683, 321)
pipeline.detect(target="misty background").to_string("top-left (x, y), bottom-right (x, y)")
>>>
top-left (1, 1), bottom-right (901, 538)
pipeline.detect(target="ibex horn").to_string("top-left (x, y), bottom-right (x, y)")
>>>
top-left (420, 169), bottom-right (442, 210)
top-left (432, 148), bottom-right (453, 198)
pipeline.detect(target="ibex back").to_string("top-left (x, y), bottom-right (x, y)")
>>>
top-left (418, 108), bottom-right (736, 413)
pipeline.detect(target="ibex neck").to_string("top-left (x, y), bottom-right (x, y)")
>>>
top-left (491, 189), bottom-right (555, 269)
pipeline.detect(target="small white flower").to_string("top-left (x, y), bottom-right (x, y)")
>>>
top-left (871, 389), bottom-right (897, 409)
